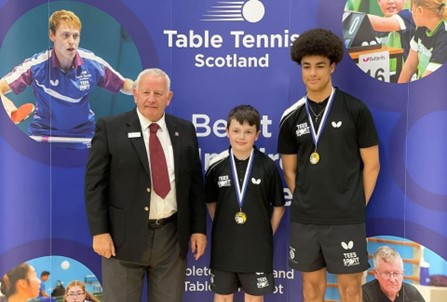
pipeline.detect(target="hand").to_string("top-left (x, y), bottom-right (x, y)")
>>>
top-left (190, 233), bottom-right (207, 260)
top-left (92, 233), bottom-right (116, 258)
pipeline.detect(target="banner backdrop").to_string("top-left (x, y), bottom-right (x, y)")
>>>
top-left (0, 0), bottom-right (446, 301)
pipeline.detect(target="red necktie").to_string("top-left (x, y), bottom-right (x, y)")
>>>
top-left (149, 123), bottom-right (171, 198)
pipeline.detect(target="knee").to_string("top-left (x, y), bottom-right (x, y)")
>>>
top-left (302, 281), bottom-right (325, 301)
top-left (338, 284), bottom-right (361, 302)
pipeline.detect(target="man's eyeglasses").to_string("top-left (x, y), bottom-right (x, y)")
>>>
top-left (377, 270), bottom-right (404, 280)
top-left (67, 292), bottom-right (85, 298)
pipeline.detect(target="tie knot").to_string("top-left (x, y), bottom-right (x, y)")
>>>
top-left (149, 123), bottom-right (159, 133)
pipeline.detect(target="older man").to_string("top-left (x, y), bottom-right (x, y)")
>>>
top-left (85, 68), bottom-right (206, 302)
top-left (363, 246), bottom-right (426, 302)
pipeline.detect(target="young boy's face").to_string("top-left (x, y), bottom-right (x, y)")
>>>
top-left (377, 0), bottom-right (405, 17)
top-left (49, 21), bottom-right (81, 67)
top-left (226, 119), bottom-right (260, 155)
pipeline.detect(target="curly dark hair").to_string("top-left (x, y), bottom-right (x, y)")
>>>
top-left (290, 28), bottom-right (344, 65)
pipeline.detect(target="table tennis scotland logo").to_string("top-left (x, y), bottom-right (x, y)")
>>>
top-left (201, 0), bottom-right (265, 23)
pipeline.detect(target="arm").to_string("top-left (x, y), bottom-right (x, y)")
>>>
top-left (85, 119), bottom-right (115, 257)
top-left (121, 78), bottom-right (134, 95)
top-left (207, 202), bottom-right (216, 221)
top-left (271, 206), bottom-right (285, 234)
top-left (368, 14), bottom-right (401, 32)
top-left (280, 154), bottom-right (298, 193)
top-left (360, 145), bottom-right (380, 205)
top-left (190, 233), bottom-right (207, 260)
top-left (0, 79), bottom-right (17, 116)
top-left (188, 123), bottom-right (207, 260)
top-left (398, 49), bottom-right (418, 83)
top-left (92, 233), bottom-right (116, 258)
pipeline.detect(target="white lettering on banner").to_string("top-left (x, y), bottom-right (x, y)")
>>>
top-left (186, 265), bottom-right (212, 276)
top-left (164, 30), bottom-right (223, 48)
top-left (185, 266), bottom-right (294, 294)
top-left (163, 29), bottom-right (299, 69)
top-left (230, 30), bottom-right (298, 48)
top-left (195, 53), bottom-right (269, 68)
top-left (192, 113), bottom-right (272, 138)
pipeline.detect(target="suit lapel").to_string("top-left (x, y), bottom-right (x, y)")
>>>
top-left (127, 110), bottom-right (150, 176)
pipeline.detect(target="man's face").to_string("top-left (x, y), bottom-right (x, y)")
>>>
top-left (374, 259), bottom-right (404, 299)
top-left (377, 0), bottom-right (406, 17)
top-left (49, 21), bottom-right (81, 68)
top-left (300, 55), bottom-right (334, 95)
top-left (133, 74), bottom-right (173, 122)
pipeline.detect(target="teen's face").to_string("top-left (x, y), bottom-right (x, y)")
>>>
top-left (65, 286), bottom-right (86, 302)
top-left (49, 21), bottom-right (81, 67)
top-left (377, 0), bottom-right (405, 17)
top-left (133, 74), bottom-right (173, 122)
top-left (226, 119), bottom-right (260, 155)
top-left (300, 55), bottom-right (334, 95)
top-left (25, 266), bottom-right (41, 299)
top-left (374, 259), bottom-right (404, 299)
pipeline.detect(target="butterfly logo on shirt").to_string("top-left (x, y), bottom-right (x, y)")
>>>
top-left (341, 241), bottom-right (354, 250)
top-left (50, 79), bottom-right (59, 86)
top-left (251, 178), bottom-right (261, 185)
top-left (331, 121), bottom-right (342, 128)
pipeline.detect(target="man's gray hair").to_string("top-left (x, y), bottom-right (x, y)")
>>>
top-left (134, 68), bottom-right (171, 91)
top-left (373, 246), bottom-right (403, 268)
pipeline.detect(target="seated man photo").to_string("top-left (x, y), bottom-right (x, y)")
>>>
top-left (363, 245), bottom-right (426, 302)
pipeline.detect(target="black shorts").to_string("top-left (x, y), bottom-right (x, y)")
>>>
top-left (210, 269), bottom-right (274, 296)
top-left (289, 223), bottom-right (370, 274)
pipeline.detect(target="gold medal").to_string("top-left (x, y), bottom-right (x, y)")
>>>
top-left (234, 211), bottom-right (247, 224)
top-left (310, 152), bottom-right (320, 165)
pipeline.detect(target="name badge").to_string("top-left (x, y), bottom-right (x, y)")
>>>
top-left (128, 132), bottom-right (141, 138)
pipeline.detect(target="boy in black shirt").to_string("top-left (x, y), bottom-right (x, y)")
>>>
top-left (206, 105), bottom-right (285, 302)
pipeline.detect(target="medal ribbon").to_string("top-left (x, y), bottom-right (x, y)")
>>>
top-left (305, 88), bottom-right (336, 149)
top-left (230, 148), bottom-right (254, 209)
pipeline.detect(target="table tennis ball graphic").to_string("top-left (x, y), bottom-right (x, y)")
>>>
top-left (242, 0), bottom-right (265, 23)
top-left (61, 260), bottom-right (70, 270)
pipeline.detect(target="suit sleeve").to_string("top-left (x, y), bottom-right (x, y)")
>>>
top-left (84, 118), bottom-right (111, 235)
top-left (188, 123), bottom-right (207, 235)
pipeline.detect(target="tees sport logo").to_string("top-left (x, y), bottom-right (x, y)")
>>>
top-left (201, 0), bottom-right (265, 23)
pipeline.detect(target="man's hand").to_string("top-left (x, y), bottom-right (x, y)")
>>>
top-left (93, 233), bottom-right (116, 258)
top-left (190, 233), bottom-right (207, 260)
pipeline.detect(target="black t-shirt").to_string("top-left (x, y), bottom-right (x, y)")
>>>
top-left (205, 147), bottom-right (285, 272)
top-left (277, 88), bottom-right (379, 224)
top-left (362, 279), bottom-right (426, 302)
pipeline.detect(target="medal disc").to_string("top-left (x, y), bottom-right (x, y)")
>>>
top-left (234, 211), bottom-right (247, 224)
top-left (310, 152), bottom-right (320, 165)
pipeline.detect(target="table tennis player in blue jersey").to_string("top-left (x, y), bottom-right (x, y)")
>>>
top-left (0, 9), bottom-right (133, 143)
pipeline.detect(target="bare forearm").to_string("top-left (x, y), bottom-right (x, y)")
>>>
top-left (363, 163), bottom-right (380, 205)
top-left (271, 206), bottom-right (285, 234)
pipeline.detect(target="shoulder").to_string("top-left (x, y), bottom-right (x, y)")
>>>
top-left (279, 96), bottom-right (306, 127)
top-left (97, 109), bottom-right (137, 125)
top-left (206, 150), bottom-right (229, 173)
top-left (77, 48), bottom-right (114, 68)
top-left (401, 281), bottom-right (424, 295)
top-left (165, 113), bottom-right (193, 127)
top-left (254, 148), bottom-right (276, 166)
top-left (77, 48), bottom-right (97, 59)
top-left (334, 88), bottom-right (370, 111)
